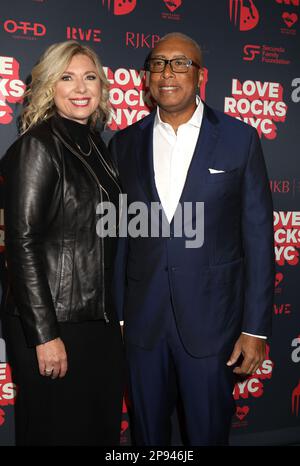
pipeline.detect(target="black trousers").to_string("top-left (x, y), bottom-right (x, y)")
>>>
top-left (2, 314), bottom-right (125, 446)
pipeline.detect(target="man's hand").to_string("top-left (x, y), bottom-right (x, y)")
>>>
top-left (36, 337), bottom-right (68, 379)
top-left (226, 334), bottom-right (266, 376)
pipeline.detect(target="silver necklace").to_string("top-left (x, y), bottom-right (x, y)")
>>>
top-left (90, 136), bottom-right (120, 183)
top-left (75, 137), bottom-right (92, 157)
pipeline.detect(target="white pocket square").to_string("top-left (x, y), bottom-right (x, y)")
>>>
top-left (208, 168), bottom-right (225, 174)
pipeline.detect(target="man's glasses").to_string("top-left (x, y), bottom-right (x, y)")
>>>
top-left (146, 57), bottom-right (201, 73)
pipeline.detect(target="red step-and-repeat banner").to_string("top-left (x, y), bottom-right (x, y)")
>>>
top-left (0, 0), bottom-right (299, 446)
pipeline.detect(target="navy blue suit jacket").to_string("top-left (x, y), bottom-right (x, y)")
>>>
top-left (109, 104), bottom-right (274, 358)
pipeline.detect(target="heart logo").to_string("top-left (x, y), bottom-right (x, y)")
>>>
top-left (282, 12), bottom-right (298, 28)
top-left (275, 272), bottom-right (283, 287)
top-left (236, 405), bottom-right (250, 421)
top-left (163, 0), bottom-right (182, 13)
top-left (121, 420), bottom-right (129, 434)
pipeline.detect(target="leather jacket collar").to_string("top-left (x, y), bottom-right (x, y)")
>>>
top-left (50, 113), bottom-right (94, 159)
top-left (49, 113), bottom-right (119, 180)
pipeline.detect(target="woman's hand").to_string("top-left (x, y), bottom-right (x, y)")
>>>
top-left (36, 337), bottom-right (68, 379)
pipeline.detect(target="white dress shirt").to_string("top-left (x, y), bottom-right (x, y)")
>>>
top-left (153, 97), bottom-right (204, 223)
top-left (152, 97), bottom-right (266, 341)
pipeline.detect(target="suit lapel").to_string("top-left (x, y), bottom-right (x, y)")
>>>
top-left (136, 113), bottom-right (160, 203)
top-left (179, 104), bottom-right (220, 204)
top-left (135, 105), bottom-right (220, 207)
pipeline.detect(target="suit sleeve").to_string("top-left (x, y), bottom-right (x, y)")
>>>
top-left (241, 129), bottom-right (275, 337)
top-left (3, 135), bottom-right (60, 346)
top-left (108, 133), bottom-right (120, 171)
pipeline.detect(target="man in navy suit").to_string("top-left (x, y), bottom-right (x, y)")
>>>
top-left (109, 33), bottom-right (274, 446)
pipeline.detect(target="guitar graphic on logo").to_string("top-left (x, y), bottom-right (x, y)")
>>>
top-left (102, 0), bottom-right (136, 16)
top-left (229, 0), bottom-right (259, 31)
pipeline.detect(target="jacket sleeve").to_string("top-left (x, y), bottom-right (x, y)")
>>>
top-left (109, 134), bottom-right (128, 322)
top-left (241, 129), bottom-right (275, 337)
top-left (3, 135), bottom-right (60, 346)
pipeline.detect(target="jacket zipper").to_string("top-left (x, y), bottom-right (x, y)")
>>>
top-left (61, 139), bottom-right (109, 323)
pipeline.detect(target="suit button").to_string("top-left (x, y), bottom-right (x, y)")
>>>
top-left (164, 267), bottom-right (168, 272)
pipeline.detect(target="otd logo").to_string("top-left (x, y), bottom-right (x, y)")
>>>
top-left (163, 0), bottom-right (182, 12)
top-left (102, 0), bottom-right (136, 15)
top-left (229, 0), bottom-right (259, 31)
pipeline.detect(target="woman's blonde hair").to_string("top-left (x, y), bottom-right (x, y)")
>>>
top-left (21, 40), bottom-right (110, 133)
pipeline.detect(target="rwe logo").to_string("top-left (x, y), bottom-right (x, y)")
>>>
top-left (66, 26), bottom-right (101, 42)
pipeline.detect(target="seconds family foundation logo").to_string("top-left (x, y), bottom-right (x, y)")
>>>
top-left (243, 44), bottom-right (291, 65)
top-left (224, 78), bottom-right (288, 139)
top-left (0, 56), bottom-right (26, 124)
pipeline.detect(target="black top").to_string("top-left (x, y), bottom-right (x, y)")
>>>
top-left (60, 116), bottom-right (120, 207)
top-left (59, 116), bottom-right (120, 297)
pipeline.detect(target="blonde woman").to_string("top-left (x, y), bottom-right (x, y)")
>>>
top-left (1, 41), bottom-right (124, 445)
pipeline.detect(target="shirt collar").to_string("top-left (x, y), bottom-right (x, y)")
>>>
top-left (155, 95), bottom-right (204, 130)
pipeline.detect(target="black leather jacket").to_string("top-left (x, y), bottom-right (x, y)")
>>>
top-left (1, 114), bottom-right (120, 347)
